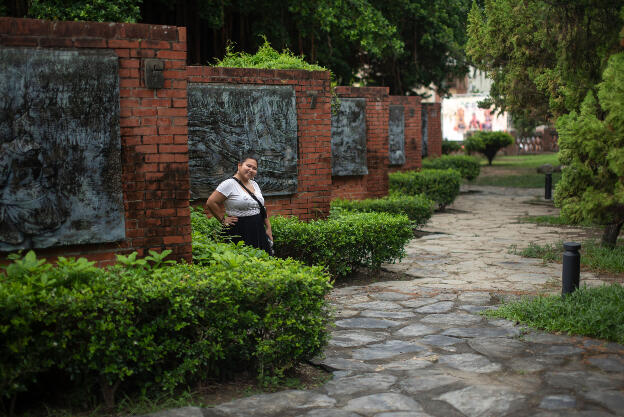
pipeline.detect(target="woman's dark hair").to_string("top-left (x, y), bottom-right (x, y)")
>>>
top-left (238, 153), bottom-right (259, 165)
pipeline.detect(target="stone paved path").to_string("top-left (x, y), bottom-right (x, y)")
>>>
top-left (146, 187), bottom-right (624, 417)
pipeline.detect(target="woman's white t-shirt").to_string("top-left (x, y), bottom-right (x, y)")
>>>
top-left (216, 178), bottom-right (265, 217)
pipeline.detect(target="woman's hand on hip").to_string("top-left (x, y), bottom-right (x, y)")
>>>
top-left (223, 216), bottom-right (238, 226)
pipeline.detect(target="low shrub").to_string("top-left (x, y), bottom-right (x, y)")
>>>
top-left (442, 139), bottom-right (462, 155)
top-left (271, 212), bottom-right (413, 277)
top-left (331, 195), bottom-right (434, 228)
top-left (422, 155), bottom-right (481, 181)
top-left (190, 205), bottom-right (223, 240)
top-left (0, 249), bottom-right (331, 409)
top-left (389, 169), bottom-right (461, 210)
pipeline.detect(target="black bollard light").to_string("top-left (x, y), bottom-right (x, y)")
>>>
top-left (545, 173), bottom-right (552, 200)
top-left (562, 242), bottom-right (581, 296)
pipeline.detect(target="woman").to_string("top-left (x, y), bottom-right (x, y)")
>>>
top-left (205, 155), bottom-right (273, 253)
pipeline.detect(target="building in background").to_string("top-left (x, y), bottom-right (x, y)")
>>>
top-left (441, 67), bottom-right (511, 141)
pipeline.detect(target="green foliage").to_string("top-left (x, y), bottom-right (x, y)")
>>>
top-left (554, 53), bottom-right (624, 246)
top-left (27, 0), bottom-right (141, 22)
top-left (422, 155), bottom-right (481, 181)
top-left (441, 139), bottom-right (463, 155)
top-left (215, 38), bottom-right (329, 72)
top-left (190, 205), bottom-right (223, 241)
top-left (271, 212), bottom-right (413, 278)
top-left (486, 284), bottom-right (624, 343)
top-left (520, 214), bottom-right (596, 228)
top-left (0, 249), bottom-right (331, 407)
top-left (389, 169), bottom-right (461, 210)
top-left (474, 172), bottom-right (561, 188)
top-left (467, 0), bottom-right (623, 124)
top-left (511, 240), bottom-right (624, 274)
top-left (463, 131), bottom-right (513, 165)
top-left (330, 195), bottom-right (434, 228)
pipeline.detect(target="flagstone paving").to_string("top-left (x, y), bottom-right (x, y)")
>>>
top-left (145, 186), bottom-right (623, 417)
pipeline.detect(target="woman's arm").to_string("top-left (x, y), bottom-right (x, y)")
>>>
top-left (205, 190), bottom-right (237, 226)
top-left (264, 214), bottom-right (273, 240)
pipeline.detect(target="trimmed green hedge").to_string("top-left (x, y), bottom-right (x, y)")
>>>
top-left (422, 155), bottom-right (481, 181)
top-left (389, 169), bottom-right (461, 210)
top-left (271, 212), bottom-right (413, 277)
top-left (442, 139), bottom-right (462, 155)
top-left (330, 195), bottom-right (434, 228)
top-left (1, 248), bottom-right (331, 407)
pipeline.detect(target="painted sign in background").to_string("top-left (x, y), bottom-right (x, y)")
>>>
top-left (442, 94), bottom-right (510, 141)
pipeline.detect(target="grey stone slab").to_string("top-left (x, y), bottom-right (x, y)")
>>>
top-left (419, 335), bottom-right (463, 347)
top-left (544, 371), bottom-right (623, 391)
top-left (210, 390), bottom-right (336, 417)
top-left (299, 410), bottom-right (361, 417)
top-left (415, 301), bottom-right (454, 314)
top-left (438, 353), bottom-right (502, 373)
top-left (468, 338), bottom-right (528, 359)
top-left (458, 292), bottom-right (491, 305)
top-left (442, 326), bottom-right (520, 338)
top-left (398, 299), bottom-right (437, 309)
top-left (335, 309), bottom-right (361, 319)
top-left (388, 105), bottom-right (406, 165)
top-left (543, 345), bottom-right (584, 356)
top-left (378, 357), bottom-right (435, 371)
top-left (582, 390), bottom-right (624, 414)
top-left (399, 371), bottom-right (460, 393)
top-left (329, 330), bottom-right (389, 348)
top-left (352, 340), bottom-right (427, 360)
top-left (405, 268), bottom-right (449, 278)
top-left (371, 292), bottom-right (413, 301)
top-left (319, 358), bottom-right (377, 372)
top-left (540, 395), bottom-right (576, 410)
top-left (420, 313), bottom-right (483, 326)
top-left (352, 301), bottom-right (404, 311)
top-left (323, 373), bottom-right (397, 396)
top-left (374, 413), bottom-right (432, 417)
top-left (143, 407), bottom-right (205, 417)
top-left (459, 305), bottom-right (491, 313)
top-left (436, 385), bottom-right (525, 417)
top-left (588, 356), bottom-right (624, 373)
top-left (507, 357), bottom-right (546, 373)
top-left (395, 324), bottom-right (438, 337)
top-left (343, 393), bottom-right (424, 415)
top-left (360, 310), bottom-right (416, 319)
top-left (335, 318), bottom-right (402, 329)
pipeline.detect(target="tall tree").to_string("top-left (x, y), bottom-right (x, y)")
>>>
top-left (364, 0), bottom-right (471, 95)
top-left (466, 0), bottom-right (623, 123)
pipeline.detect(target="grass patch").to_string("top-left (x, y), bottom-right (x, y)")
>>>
top-left (510, 240), bottom-right (624, 274)
top-left (485, 284), bottom-right (624, 343)
top-left (485, 153), bottom-right (560, 168)
top-left (470, 153), bottom-right (561, 188)
top-left (472, 172), bottom-right (561, 188)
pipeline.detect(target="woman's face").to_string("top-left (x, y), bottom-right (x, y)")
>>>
top-left (237, 158), bottom-right (258, 180)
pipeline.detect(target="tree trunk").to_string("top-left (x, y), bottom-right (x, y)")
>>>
top-left (100, 377), bottom-right (120, 409)
top-left (601, 222), bottom-right (623, 248)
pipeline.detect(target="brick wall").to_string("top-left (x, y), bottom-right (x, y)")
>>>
top-left (388, 95), bottom-right (422, 173)
top-left (187, 67), bottom-right (333, 220)
top-left (0, 17), bottom-right (192, 266)
top-left (332, 86), bottom-right (390, 200)
top-left (423, 102), bottom-right (442, 157)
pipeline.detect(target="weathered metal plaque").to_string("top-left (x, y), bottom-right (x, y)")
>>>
top-left (0, 47), bottom-right (124, 251)
top-left (188, 84), bottom-right (298, 199)
top-left (389, 105), bottom-right (406, 165)
top-left (331, 98), bottom-right (368, 176)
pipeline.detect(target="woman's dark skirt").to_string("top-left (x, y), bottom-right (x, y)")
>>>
top-left (224, 213), bottom-right (271, 252)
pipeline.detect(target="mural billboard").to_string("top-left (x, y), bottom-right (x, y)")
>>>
top-left (442, 94), bottom-right (510, 141)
